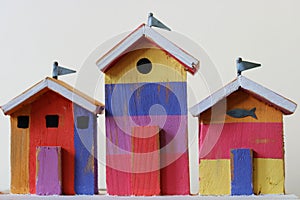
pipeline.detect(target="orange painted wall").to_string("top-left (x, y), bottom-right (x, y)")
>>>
top-left (200, 90), bottom-right (283, 124)
top-left (10, 106), bottom-right (31, 194)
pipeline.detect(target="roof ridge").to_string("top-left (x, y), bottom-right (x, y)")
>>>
top-left (96, 24), bottom-right (199, 74)
top-left (1, 77), bottom-right (104, 115)
top-left (190, 75), bottom-right (297, 116)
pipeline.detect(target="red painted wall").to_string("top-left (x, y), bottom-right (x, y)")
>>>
top-left (29, 91), bottom-right (75, 194)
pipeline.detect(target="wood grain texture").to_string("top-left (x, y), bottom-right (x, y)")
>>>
top-left (190, 76), bottom-right (296, 117)
top-left (74, 104), bottom-right (98, 194)
top-left (199, 158), bottom-right (284, 195)
top-left (29, 91), bottom-right (75, 194)
top-left (36, 146), bottom-right (62, 195)
top-left (105, 47), bottom-right (187, 84)
top-left (106, 156), bottom-right (132, 195)
top-left (97, 25), bottom-right (199, 74)
top-left (105, 41), bottom-right (190, 195)
top-left (199, 159), bottom-right (231, 195)
top-left (199, 122), bottom-right (283, 159)
top-left (10, 106), bottom-right (31, 194)
top-left (200, 90), bottom-right (283, 124)
top-left (160, 152), bottom-right (190, 195)
top-left (253, 158), bottom-right (284, 194)
top-left (105, 82), bottom-right (187, 117)
top-left (3, 77), bottom-right (103, 116)
top-left (132, 126), bottom-right (160, 196)
top-left (106, 115), bottom-right (188, 154)
top-left (230, 149), bottom-right (253, 195)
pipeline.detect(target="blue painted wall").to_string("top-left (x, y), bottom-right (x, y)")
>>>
top-left (231, 148), bottom-right (253, 195)
top-left (105, 82), bottom-right (187, 117)
top-left (74, 104), bottom-right (98, 194)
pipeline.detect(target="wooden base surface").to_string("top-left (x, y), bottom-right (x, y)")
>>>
top-left (0, 194), bottom-right (298, 200)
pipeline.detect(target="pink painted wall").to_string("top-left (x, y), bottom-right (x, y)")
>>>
top-left (199, 122), bottom-right (283, 160)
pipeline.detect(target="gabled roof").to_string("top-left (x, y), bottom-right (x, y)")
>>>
top-left (1, 77), bottom-right (104, 115)
top-left (96, 24), bottom-right (200, 74)
top-left (190, 76), bottom-right (297, 117)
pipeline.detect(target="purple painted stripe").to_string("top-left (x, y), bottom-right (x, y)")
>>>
top-left (106, 115), bottom-right (188, 154)
top-left (36, 146), bottom-right (61, 195)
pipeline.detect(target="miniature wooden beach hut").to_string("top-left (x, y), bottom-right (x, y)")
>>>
top-left (1, 77), bottom-right (104, 195)
top-left (190, 75), bottom-right (297, 196)
top-left (96, 19), bottom-right (199, 195)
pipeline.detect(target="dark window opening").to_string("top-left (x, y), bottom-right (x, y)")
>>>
top-left (77, 116), bottom-right (89, 129)
top-left (136, 58), bottom-right (152, 74)
top-left (17, 116), bottom-right (29, 128)
top-left (46, 115), bottom-right (59, 128)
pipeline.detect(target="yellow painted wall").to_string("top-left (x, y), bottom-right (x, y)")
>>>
top-left (199, 158), bottom-right (284, 195)
top-left (253, 158), bottom-right (284, 194)
top-left (10, 106), bottom-right (31, 194)
top-left (200, 90), bottom-right (283, 124)
top-left (199, 159), bottom-right (231, 195)
top-left (105, 42), bottom-right (187, 84)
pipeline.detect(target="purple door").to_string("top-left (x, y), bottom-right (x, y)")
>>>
top-left (36, 146), bottom-right (62, 195)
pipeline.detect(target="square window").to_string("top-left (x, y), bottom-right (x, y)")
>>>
top-left (77, 116), bottom-right (89, 129)
top-left (17, 116), bottom-right (29, 128)
top-left (46, 115), bottom-right (59, 128)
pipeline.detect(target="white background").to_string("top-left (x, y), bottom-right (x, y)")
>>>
top-left (0, 0), bottom-right (299, 196)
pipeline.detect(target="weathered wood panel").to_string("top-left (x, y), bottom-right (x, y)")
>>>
top-left (74, 104), bottom-right (98, 194)
top-left (160, 152), bottom-right (190, 195)
top-left (10, 106), bottom-right (31, 194)
top-left (253, 158), bottom-right (284, 194)
top-left (105, 45), bottom-right (189, 195)
top-left (105, 82), bottom-right (187, 117)
top-left (29, 91), bottom-right (75, 194)
top-left (199, 122), bottom-right (283, 159)
top-left (105, 47), bottom-right (187, 84)
top-left (106, 157), bottom-right (132, 195)
top-left (230, 149), bottom-right (253, 195)
top-left (131, 126), bottom-right (160, 195)
top-left (199, 158), bottom-right (284, 196)
top-left (199, 159), bottom-right (231, 195)
top-left (198, 89), bottom-right (286, 196)
top-left (106, 115), bottom-right (187, 153)
top-left (200, 90), bottom-right (283, 124)
top-left (36, 146), bottom-right (61, 195)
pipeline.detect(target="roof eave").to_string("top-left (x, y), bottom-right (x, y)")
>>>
top-left (96, 24), bottom-right (199, 75)
top-left (189, 76), bottom-right (297, 117)
top-left (1, 78), bottom-right (104, 115)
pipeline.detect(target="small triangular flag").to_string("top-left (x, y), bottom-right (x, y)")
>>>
top-left (236, 57), bottom-right (261, 76)
top-left (147, 13), bottom-right (171, 31)
top-left (52, 61), bottom-right (76, 79)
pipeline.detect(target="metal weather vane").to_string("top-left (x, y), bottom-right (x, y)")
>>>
top-left (52, 61), bottom-right (76, 79)
top-left (147, 12), bottom-right (171, 31)
top-left (236, 57), bottom-right (261, 76)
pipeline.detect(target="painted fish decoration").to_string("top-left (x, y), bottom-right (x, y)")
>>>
top-left (226, 107), bottom-right (257, 119)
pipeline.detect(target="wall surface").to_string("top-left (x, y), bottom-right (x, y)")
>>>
top-left (29, 91), bottom-right (75, 194)
top-left (199, 90), bottom-right (285, 195)
top-left (105, 46), bottom-right (189, 195)
top-left (74, 104), bottom-right (98, 194)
